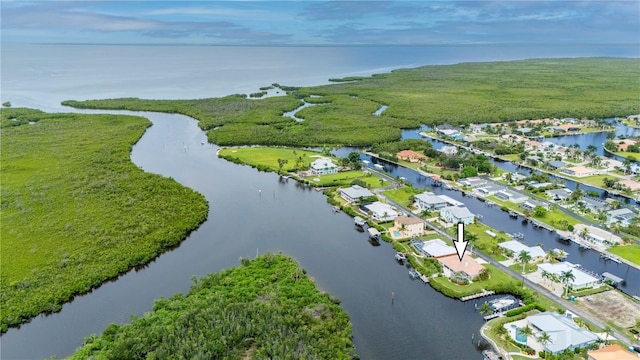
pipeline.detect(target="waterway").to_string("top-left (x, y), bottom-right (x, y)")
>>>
top-left (362, 155), bottom-right (640, 298)
top-left (1, 111), bottom-right (491, 359)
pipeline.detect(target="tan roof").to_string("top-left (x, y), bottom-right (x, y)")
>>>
top-left (437, 253), bottom-right (484, 277)
top-left (395, 216), bottom-right (424, 226)
top-left (565, 166), bottom-right (597, 174)
top-left (397, 150), bottom-right (427, 159)
top-left (588, 344), bottom-right (638, 360)
top-left (558, 123), bottom-right (581, 130)
top-left (619, 179), bottom-right (640, 191)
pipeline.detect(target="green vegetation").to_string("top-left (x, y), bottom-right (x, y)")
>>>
top-left (382, 186), bottom-right (423, 207)
top-left (72, 253), bottom-right (356, 359)
top-left (1, 108), bottom-right (208, 333)
top-left (218, 146), bottom-right (325, 173)
top-left (609, 244), bottom-right (640, 265)
top-left (64, 58), bottom-right (640, 147)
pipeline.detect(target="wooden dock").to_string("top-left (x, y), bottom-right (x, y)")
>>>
top-left (460, 290), bottom-right (495, 302)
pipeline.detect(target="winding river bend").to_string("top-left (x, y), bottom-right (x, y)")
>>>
top-left (1, 112), bottom-right (490, 360)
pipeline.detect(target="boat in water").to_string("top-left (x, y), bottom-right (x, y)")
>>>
top-left (354, 216), bottom-right (366, 227)
top-left (395, 252), bottom-right (407, 264)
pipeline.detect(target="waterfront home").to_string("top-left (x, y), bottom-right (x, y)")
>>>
top-left (538, 262), bottom-right (601, 290)
top-left (469, 123), bottom-right (488, 134)
top-left (606, 208), bottom-right (636, 227)
top-left (437, 253), bottom-right (484, 282)
top-left (458, 177), bottom-right (487, 188)
top-left (438, 145), bottom-right (458, 156)
top-left (439, 205), bottom-right (475, 224)
top-left (578, 197), bottom-right (609, 214)
top-left (614, 139), bottom-right (637, 152)
top-left (528, 182), bottom-right (553, 190)
top-left (516, 127), bottom-right (533, 135)
top-left (437, 195), bottom-right (464, 207)
top-left (393, 216), bottom-right (425, 238)
top-left (546, 188), bottom-right (573, 202)
top-left (499, 240), bottom-right (546, 260)
top-left (339, 185), bottom-right (375, 203)
top-left (419, 239), bottom-right (457, 258)
top-left (414, 192), bottom-right (448, 211)
top-left (561, 165), bottom-right (598, 177)
top-left (548, 160), bottom-right (567, 170)
top-left (396, 149), bottom-right (427, 163)
top-left (475, 185), bottom-right (504, 197)
top-left (361, 202), bottom-right (399, 222)
top-left (310, 157), bottom-right (338, 175)
top-left (524, 140), bottom-right (543, 150)
top-left (573, 224), bottom-right (622, 245)
top-left (495, 189), bottom-right (528, 203)
top-left (588, 344), bottom-right (639, 360)
top-left (525, 312), bottom-right (599, 354)
top-left (519, 199), bottom-right (551, 212)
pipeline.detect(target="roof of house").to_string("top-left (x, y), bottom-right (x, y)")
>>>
top-left (496, 189), bottom-right (527, 199)
top-left (363, 202), bottom-right (398, 217)
top-left (340, 185), bottom-right (374, 199)
top-left (437, 253), bottom-right (484, 277)
top-left (498, 240), bottom-right (546, 258)
top-left (437, 195), bottom-right (463, 207)
top-left (527, 312), bottom-right (599, 354)
top-left (440, 205), bottom-right (475, 219)
top-left (395, 216), bottom-right (424, 226)
top-left (608, 208), bottom-right (635, 218)
top-left (537, 262), bottom-right (600, 288)
top-left (310, 157), bottom-right (337, 170)
top-left (397, 150), bottom-right (427, 159)
top-left (421, 239), bottom-right (457, 258)
top-left (415, 193), bottom-right (447, 205)
top-left (563, 165), bottom-right (597, 174)
top-left (588, 344), bottom-right (639, 360)
top-left (547, 188), bottom-right (573, 196)
top-left (549, 160), bottom-right (567, 168)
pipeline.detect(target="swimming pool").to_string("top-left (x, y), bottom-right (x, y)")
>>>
top-left (393, 231), bottom-right (402, 237)
top-left (515, 327), bottom-right (527, 343)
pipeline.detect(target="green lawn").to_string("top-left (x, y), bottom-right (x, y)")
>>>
top-left (1, 108), bottom-right (209, 333)
top-left (218, 146), bottom-right (328, 172)
top-left (487, 196), bottom-right (579, 229)
top-left (609, 244), bottom-right (640, 266)
top-left (429, 264), bottom-right (520, 298)
top-left (382, 187), bottom-right (423, 207)
top-left (310, 170), bottom-right (388, 188)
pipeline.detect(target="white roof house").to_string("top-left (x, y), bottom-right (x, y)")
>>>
top-left (499, 240), bottom-right (546, 259)
top-left (310, 157), bottom-right (337, 175)
top-left (414, 193), bottom-right (448, 210)
top-left (526, 312), bottom-right (599, 354)
top-left (339, 185), bottom-right (374, 203)
top-left (495, 189), bottom-right (528, 203)
top-left (439, 205), bottom-right (475, 225)
top-left (420, 239), bottom-right (457, 258)
top-left (362, 202), bottom-right (399, 222)
top-left (437, 195), bottom-right (463, 207)
top-left (438, 145), bottom-right (458, 156)
top-left (537, 262), bottom-right (600, 290)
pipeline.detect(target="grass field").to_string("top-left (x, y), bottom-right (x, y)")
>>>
top-left (382, 187), bottom-right (423, 207)
top-left (0, 108), bottom-right (208, 332)
top-left (608, 244), bottom-right (640, 266)
top-left (217, 146), bottom-right (327, 172)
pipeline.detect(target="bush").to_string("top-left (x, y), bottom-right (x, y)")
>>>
top-left (506, 303), bottom-right (546, 317)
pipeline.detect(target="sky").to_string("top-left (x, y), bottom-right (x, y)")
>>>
top-left (1, 1), bottom-right (639, 46)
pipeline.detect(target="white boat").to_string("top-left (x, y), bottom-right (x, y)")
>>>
top-left (374, 164), bottom-right (384, 170)
top-left (354, 216), bottom-right (366, 227)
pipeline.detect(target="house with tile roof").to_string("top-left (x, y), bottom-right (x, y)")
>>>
top-left (437, 253), bottom-right (485, 282)
top-left (588, 344), bottom-right (639, 360)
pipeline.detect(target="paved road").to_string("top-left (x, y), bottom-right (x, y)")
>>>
top-left (370, 173), bottom-right (637, 348)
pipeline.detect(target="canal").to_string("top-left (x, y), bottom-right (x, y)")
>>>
top-left (1, 112), bottom-right (492, 360)
top-left (363, 154), bottom-right (640, 298)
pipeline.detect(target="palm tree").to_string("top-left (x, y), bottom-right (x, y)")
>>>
top-left (560, 270), bottom-right (575, 297)
top-left (541, 270), bottom-right (551, 285)
top-left (538, 331), bottom-right (552, 355)
top-left (603, 325), bottom-right (614, 344)
top-left (517, 250), bottom-right (532, 276)
top-left (580, 227), bottom-right (589, 240)
top-left (519, 325), bottom-right (533, 345)
top-left (479, 301), bottom-right (493, 318)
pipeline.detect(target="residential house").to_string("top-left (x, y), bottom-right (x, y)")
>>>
top-left (548, 160), bottom-right (567, 170)
top-left (437, 195), bottom-right (464, 207)
top-left (361, 202), bottom-right (399, 222)
top-left (438, 253), bottom-right (485, 282)
top-left (573, 224), bottom-right (622, 245)
top-left (414, 193), bottom-right (448, 211)
top-left (420, 239), bottom-right (457, 258)
top-left (606, 208), bottom-right (636, 227)
top-left (557, 123), bottom-right (582, 132)
top-left (310, 158), bottom-right (338, 175)
top-left (578, 197), bottom-right (609, 214)
top-left (393, 216), bottom-right (425, 237)
top-left (499, 240), bottom-right (546, 260)
top-left (440, 205), bottom-right (475, 224)
top-left (516, 127), bottom-right (532, 135)
top-left (524, 140), bottom-right (543, 150)
top-left (397, 150), bottom-right (427, 163)
top-left (519, 199), bottom-right (551, 212)
top-left (475, 185), bottom-right (504, 197)
top-left (588, 344), bottom-right (639, 360)
top-left (562, 166), bottom-right (598, 177)
top-left (339, 185), bottom-right (374, 203)
top-left (525, 312), bottom-right (599, 354)
top-left (438, 145), bottom-right (458, 156)
top-left (457, 177), bottom-right (487, 188)
top-left (537, 262), bottom-right (601, 290)
top-left (528, 182), bottom-right (553, 190)
top-left (546, 188), bottom-right (573, 202)
top-left (469, 123), bottom-right (488, 133)
top-left (495, 190), bottom-right (528, 203)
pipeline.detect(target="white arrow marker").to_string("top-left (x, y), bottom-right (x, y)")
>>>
top-left (454, 222), bottom-right (468, 261)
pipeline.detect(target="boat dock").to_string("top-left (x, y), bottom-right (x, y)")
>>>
top-left (354, 216), bottom-right (366, 227)
top-left (460, 290), bottom-right (495, 302)
top-left (367, 227), bottom-right (381, 240)
top-left (532, 221), bottom-right (554, 231)
top-left (600, 253), bottom-right (622, 263)
top-left (602, 272), bottom-right (624, 285)
top-left (508, 210), bottom-right (519, 218)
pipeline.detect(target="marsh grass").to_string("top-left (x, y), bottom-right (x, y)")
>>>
top-left (1, 109), bottom-right (208, 332)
